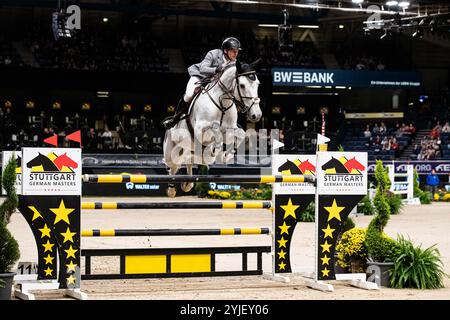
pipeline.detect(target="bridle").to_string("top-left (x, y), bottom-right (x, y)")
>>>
top-left (203, 63), bottom-right (260, 123)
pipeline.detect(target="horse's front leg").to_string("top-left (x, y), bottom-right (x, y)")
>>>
top-left (219, 127), bottom-right (245, 164)
top-left (166, 166), bottom-right (179, 198)
top-left (196, 120), bottom-right (223, 165)
top-left (180, 164), bottom-right (194, 193)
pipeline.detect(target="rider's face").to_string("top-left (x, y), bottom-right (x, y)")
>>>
top-left (225, 49), bottom-right (239, 61)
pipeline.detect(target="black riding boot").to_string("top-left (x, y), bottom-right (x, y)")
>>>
top-left (162, 98), bottom-right (189, 129)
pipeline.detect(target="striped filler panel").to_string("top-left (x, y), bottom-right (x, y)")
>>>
top-left (81, 201), bottom-right (272, 210)
top-left (81, 227), bottom-right (270, 237)
top-left (83, 174), bottom-right (314, 184)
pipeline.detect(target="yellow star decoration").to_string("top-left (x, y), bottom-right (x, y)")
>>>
top-left (50, 199), bottom-right (74, 225)
top-left (42, 240), bottom-right (55, 253)
top-left (65, 245), bottom-right (78, 259)
top-left (322, 224), bottom-right (335, 239)
top-left (278, 261), bottom-right (286, 270)
top-left (67, 274), bottom-right (77, 285)
top-left (44, 267), bottom-right (53, 276)
top-left (324, 199), bottom-right (345, 222)
top-left (277, 237), bottom-right (288, 248)
top-left (61, 227), bottom-right (76, 243)
top-left (44, 254), bottom-right (54, 265)
top-left (280, 198), bottom-right (299, 220)
top-left (277, 249), bottom-right (287, 260)
top-left (38, 224), bottom-right (52, 239)
top-left (28, 206), bottom-right (43, 221)
top-left (321, 268), bottom-right (330, 277)
top-left (321, 255), bottom-right (330, 265)
top-left (278, 222), bottom-right (291, 235)
top-left (66, 261), bottom-right (78, 273)
top-left (320, 240), bottom-right (332, 253)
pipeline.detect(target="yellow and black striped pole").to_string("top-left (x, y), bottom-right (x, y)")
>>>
top-left (82, 201), bottom-right (272, 210)
top-left (82, 174), bottom-right (315, 184)
top-left (81, 227), bottom-right (270, 237)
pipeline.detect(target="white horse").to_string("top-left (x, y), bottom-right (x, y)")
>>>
top-left (163, 60), bottom-right (262, 197)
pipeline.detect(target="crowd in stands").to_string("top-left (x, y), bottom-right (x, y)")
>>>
top-left (25, 28), bottom-right (169, 72)
top-left (0, 107), bottom-right (165, 153)
top-left (0, 35), bottom-right (23, 67)
top-left (412, 121), bottom-right (450, 160)
top-left (343, 122), bottom-right (416, 160)
top-left (342, 55), bottom-right (386, 71)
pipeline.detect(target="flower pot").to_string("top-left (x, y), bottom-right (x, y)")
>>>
top-left (350, 259), bottom-right (367, 273)
top-left (366, 261), bottom-right (394, 287)
top-left (0, 272), bottom-right (15, 300)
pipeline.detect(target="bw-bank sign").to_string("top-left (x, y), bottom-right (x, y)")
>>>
top-left (272, 68), bottom-right (421, 88)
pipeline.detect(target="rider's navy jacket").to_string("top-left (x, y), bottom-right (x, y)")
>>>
top-left (188, 49), bottom-right (224, 79)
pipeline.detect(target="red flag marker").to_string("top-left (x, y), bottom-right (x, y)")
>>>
top-left (43, 134), bottom-right (58, 147)
top-left (66, 130), bottom-right (82, 146)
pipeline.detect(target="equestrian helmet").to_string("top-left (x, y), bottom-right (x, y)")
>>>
top-left (222, 37), bottom-right (241, 51)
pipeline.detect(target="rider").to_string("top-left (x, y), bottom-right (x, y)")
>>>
top-left (162, 37), bottom-right (241, 129)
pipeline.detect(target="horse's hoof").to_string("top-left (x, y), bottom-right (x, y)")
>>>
top-left (166, 188), bottom-right (177, 198)
top-left (181, 183), bottom-right (194, 193)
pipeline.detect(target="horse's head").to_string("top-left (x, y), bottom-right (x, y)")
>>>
top-left (220, 60), bottom-right (262, 123)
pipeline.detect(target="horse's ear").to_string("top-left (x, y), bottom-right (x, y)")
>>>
top-left (249, 58), bottom-right (262, 70)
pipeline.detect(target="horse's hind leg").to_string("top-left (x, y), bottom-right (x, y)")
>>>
top-left (181, 163), bottom-right (194, 193)
top-left (166, 165), bottom-right (179, 198)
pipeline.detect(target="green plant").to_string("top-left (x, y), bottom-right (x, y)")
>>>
top-left (194, 165), bottom-right (209, 197)
top-left (0, 220), bottom-right (20, 274)
top-left (365, 160), bottom-right (399, 262)
top-left (336, 228), bottom-right (368, 272)
top-left (387, 193), bottom-right (404, 215)
top-left (0, 155), bottom-right (20, 286)
top-left (418, 191), bottom-right (432, 204)
top-left (0, 155), bottom-right (19, 224)
top-left (413, 169), bottom-right (432, 204)
top-left (343, 216), bottom-right (355, 232)
top-left (358, 195), bottom-right (375, 215)
top-left (299, 202), bottom-right (315, 222)
top-left (390, 235), bottom-right (447, 289)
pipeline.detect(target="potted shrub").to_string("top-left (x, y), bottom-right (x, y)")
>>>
top-left (336, 228), bottom-right (368, 273)
top-left (390, 235), bottom-right (448, 289)
top-left (0, 155), bottom-right (20, 300)
top-left (364, 160), bottom-right (399, 287)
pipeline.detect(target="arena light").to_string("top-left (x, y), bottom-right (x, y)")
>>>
top-left (298, 25), bottom-right (319, 29)
top-left (103, 17), bottom-right (108, 23)
top-left (258, 24), bottom-right (278, 27)
top-left (386, 1), bottom-right (398, 6)
top-left (352, 0), bottom-right (364, 4)
top-left (398, 1), bottom-right (410, 8)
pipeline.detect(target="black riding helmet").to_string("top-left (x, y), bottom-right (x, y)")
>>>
top-left (221, 37), bottom-right (242, 51)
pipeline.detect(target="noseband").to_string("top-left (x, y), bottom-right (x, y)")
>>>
top-left (214, 64), bottom-right (260, 115)
top-left (234, 71), bottom-right (260, 114)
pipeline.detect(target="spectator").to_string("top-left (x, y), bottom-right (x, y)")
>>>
top-left (363, 125), bottom-right (372, 138)
top-left (442, 122), bottom-right (450, 133)
top-left (426, 169), bottom-right (440, 198)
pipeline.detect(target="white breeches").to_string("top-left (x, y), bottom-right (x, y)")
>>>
top-left (184, 76), bottom-right (201, 102)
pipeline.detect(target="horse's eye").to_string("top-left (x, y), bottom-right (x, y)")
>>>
top-left (240, 84), bottom-right (245, 89)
